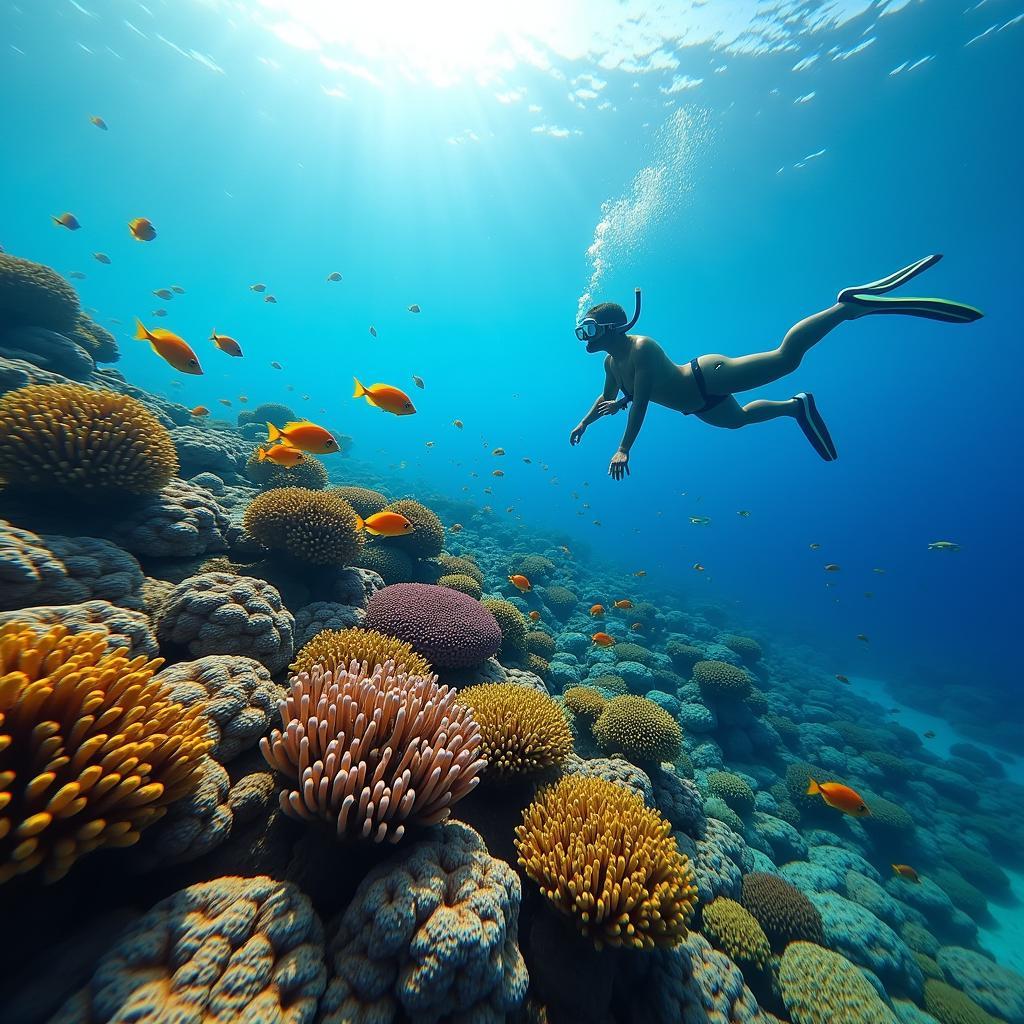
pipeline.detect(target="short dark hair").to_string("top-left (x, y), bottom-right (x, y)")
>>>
top-left (585, 302), bottom-right (626, 327)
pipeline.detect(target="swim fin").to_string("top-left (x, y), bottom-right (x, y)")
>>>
top-left (794, 393), bottom-right (837, 462)
top-left (838, 254), bottom-right (983, 323)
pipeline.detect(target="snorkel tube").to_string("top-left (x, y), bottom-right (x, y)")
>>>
top-left (622, 287), bottom-right (642, 332)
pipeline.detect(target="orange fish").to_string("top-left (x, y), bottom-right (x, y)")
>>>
top-left (353, 378), bottom-right (416, 416)
top-left (52, 212), bottom-right (81, 230)
top-left (256, 445), bottom-right (306, 468)
top-left (806, 778), bottom-right (870, 817)
top-left (835, 674), bottom-right (849, 684)
top-left (613, 599), bottom-right (633, 609)
top-left (357, 511), bottom-right (414, 537)
top-left (892, 864), bottom-right (920, 883)
top-left (529, 611), bottom-right (541, 622)
top-left (508, 574), bottom-right (532, 592)
top-left (90, 115), bottom-right (108, 130)
top-left (210, 330), bottom-right (243, 357)
top-left (189, 405), bottom-right (210, 416)
top-left (129, 217), bottom-right (156, 241)
top-left (592, 632), bottom-right (615, 647)
top-left (267, 421), bottom-right (339, 455)
top-left (590, 604), bottom-right (605, 617)
top-left (133, 319), bottom-right (202, 374)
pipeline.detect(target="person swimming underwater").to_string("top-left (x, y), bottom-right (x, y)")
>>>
top-left (569, 254), bottom-right (983, 479)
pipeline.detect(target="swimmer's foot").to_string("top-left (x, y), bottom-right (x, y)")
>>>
top-left (838, 254), bottom-right (984, 323)
top-left (794, 392), bottom-right (837, 461)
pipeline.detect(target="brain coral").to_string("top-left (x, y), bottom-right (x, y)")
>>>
top-left (356, 544), bottom-right (415, 585)
top-left (377, 498), bottom-right (445, 559)
top-left (152, 655), bottom-right (283, 762)
top-left (483, 597), bottom-right (530, 662)
top-left (701, 897), bottom-right (771, 971)
top-left (0, 600), bottom-right (157, 658)
top-left (363, 582), bottom-right (502, 670)
top-left (780, 942), bottom-right (898, 1024)
top-left (459, 683), bottom-right (572, 780)
top-left (292, 601), bottom-right (365, 648)
top-left (722, 634), bottom-right (763, 663)
top-left (244, 445), bottom-right (328, 490)
top-left (0, 622), bottom-right (211, 884)
top-left (937, 946), bottom-right (1024, 1024)
top-left (262, 663), bottom-right (485, 842)
top-left (156, 571), bottom-right (295, 674)
top-left (50, 876), bottom-right (326, 1024)
top-left (592, 694), bottom-right (682, 764)
top-left (291, 626), bottom-right (432, 679)
top-left (319, 820), bottom-right (527, 1023)
top-left (438, 571), bottom-right (483, 600)
top-left (693, 659), bottom-right (752, 700)
top-left (243, 487), bottom-right (364, 567)
top-left (924, 980), bottom-right (1005, 1024)
top-left (517, 774), bottom-right (697, 950)
top-left (542, 584), bottom-right (578, 619)
top-left (740, 871), bottom-right (826, 951)
top-left (0, 253), bottom-right (80, 331)
top-left (708, 771), bottom-right (757, 817)
top-left (0, 521), bottom-right (144, 610)
top-left (563, 684), bottom-right (606, 722)
top-left (0, 383), bottom-right (178, 497)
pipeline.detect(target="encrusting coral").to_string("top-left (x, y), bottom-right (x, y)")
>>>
top-left (0, 622), bottom-right (211, 883)
top-left (243, 486), bottom-right (364, 566)
top-left (290, 625), bottom-right (432, 680)
top-left (0, 383), bottom-right (178, 497)
top-left (458, 683), bottom-right (573, 780)
top-left (260, 662), bottom-right (486, 843)
top-left (49, 875), bottom-right (327, 1024)
top-left (515, 774), bottom-right (698, 950)
top-left (592, 693), bottom-right (683, 764)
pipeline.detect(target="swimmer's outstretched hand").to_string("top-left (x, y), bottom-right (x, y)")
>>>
top-left (570, 424), bottom-right (586, 445)
top-left (596, 399), bottom-right (625, 417)
top-left (609, 450), bottom-right (630, 480)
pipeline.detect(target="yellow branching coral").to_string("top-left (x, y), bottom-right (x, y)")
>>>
top-left (0, 384), bottom-right (179, 497)
top-left (243, 486), bottom-right (364, 566)
top-left (592, 694), bottom-right (682, 764)
top-left (291, 626), bottom-right (432, 679)
top-left (515, 775), bottom-right (697, 950)
top-left (0, 622), bottom-right (212, 884)
top-left (563, 685), bottom-right (606, 723)
top-left (458, 683), bottom-right (573, 780)
top-left (701, 897), bottom-right (771, 971)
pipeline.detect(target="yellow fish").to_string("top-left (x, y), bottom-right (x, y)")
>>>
top-left (133, 319), bottom-right (202, 374)
top-left (210, 330), bottom-right (243, 357)
top-left (267, 421), bottom-right (339, 454)
top-left (256, 445), bottom-right (306, 467)
top-left (358, 511), bottom-right (414, 537)
top-left (353, 378), bottom-right (416, 416)
top-left (128, 217), bottom-right (156, 241)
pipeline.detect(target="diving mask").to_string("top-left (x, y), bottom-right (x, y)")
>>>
top-left (575, 287), bottom-right (642, 341)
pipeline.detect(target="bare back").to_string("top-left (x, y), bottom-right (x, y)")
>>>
top-left (606, 334), bottom-right (704, 414)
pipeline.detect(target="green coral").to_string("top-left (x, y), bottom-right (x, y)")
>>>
top-left (527, 654), bottom-right (550, 680)
top-left (924, 980), bottom-right (1005, 1024)
top-left (740, 872), bottom-right (825, 952)
top-left (437, 572), bottom-right (483, 600)
top-left (482, 597), bottom-right (529, 664)
top-left (707, 771), bottom-right (756, 817)
top-left (721, 634), bottom-right (762, 663)
top-left (933, 869), bottom-right (989, 918)
top-left (701, 897), bottom-right (771, 971)
top-left (914, 952), bottom-right (944, 981)
top-left (863, 794), bottom-right (915, 835)
top-left (525, 630), bottom-right (556, 659)
top-left (592, 694), bottom-right (682, 765)
top-left (786, 761), bottom-right (836, 813)
top-left (543, 585), bottom-right (578, 619)
top-left (508, 553), bottom-right (554, 579)
top-left (436, 553), bottom-right (484, 586)
top-left (613, 642), bottom-right (659, 668)
top-left (591, 673), bottom-right (628, 695)
top-left (693, 659), bottom-right (752, 700)
top-left (237, 401), bottom-right (296, 427)
top-left (941, 845), bottom-right (1010, 894)
top-left (705, 797), bottom-right (745, 835)
top-left (666, 639), bottom-right (703, 671)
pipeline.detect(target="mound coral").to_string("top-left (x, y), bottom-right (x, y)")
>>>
top-left (786, 761), bottom-right (835, 813)
top-left (459, 683), bottom-right (572, 780)
top-left (0, 253), bottom-right (80, 331)
top-left (525, 629), bottom-right (556, 659)
top-left (244, 445), bottom-right (328, 490)
top-left (693, 659), bottom-right (752, 700)
top-left (356, 544), bottom-right (415, 585)
top-left (937, 947), bottom-right (1024, 1024)
top-left (563, 685), bottom-right (606, 722)
top-left (527, 653), bottom-right (550, 680)
top-left (363, 582), bottom-right (502, 669)
top-left (243, 487), bottom-right (364, 567)
top-left (516, 774), bottom-right (697, 950)
top-left (740, 871), bottom-right (825, 951)
top-left (437, 571), bottom-right (483, 600)
top-left (509, 552), bottom-right (555, 579)
top-left (941, 845), bottom-right (1011, 895)
top-left (700, 897), bottom-right (771, 971)
top-left (67, 313), bottom-right (118, 362)
top-left (0, 622), bottom-right (211, 884)
top-left (332, 485), bottom-right (389, 518)
top-left (592, 694), bottom-right (682, 764)
top-left (261, 663), bottom-right (485, 842)
top-left (436, 553), bottom-right (485, 586)
top-left (291, 626), bottom-right (432, 679)
top-left (562, 752), bottom-right (654, 804)
top-left (1, 600), bottom-right (157, 658)
top-left (592, 672), bottom-right (628, 694)
top-left (722, 634), bottom-right (763, 664)
top-left (613, 642), bottom-right (659, 669)
top-left (50, 876), bottom-right (326, 1023)
top-left (543, 584), bottom-right (578, 619)
top-left (292, 601), bottom-right (365, 647)
top-left (924, 980), bottom-right (1005, 1024)
top-left (708, 771), bottom-right (756, 817)
top-left (237, 401), bottom-right (297, 426)
top-left (667, 639), bottom-right (704, 671)
top-left (780, 942), bottom-right (898, 1024)
top-left (320, 821), bottom-right (527, 1022)
top-left (0, 383), bottom-right (178, 497)
top-left (378, 498), bottom-right (445, 558)
top-left (483, 597), bottom-right (530, 662)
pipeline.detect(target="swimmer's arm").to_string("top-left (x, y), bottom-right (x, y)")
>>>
top-left (575, 359), bottom-right (620, 429)
top-left (616, 357), bottom-right (651, 454)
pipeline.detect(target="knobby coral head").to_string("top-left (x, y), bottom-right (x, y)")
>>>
top-left (260, 662), bottom-right (487, 844)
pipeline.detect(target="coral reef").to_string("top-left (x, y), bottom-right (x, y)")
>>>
top-left (592, 694), bottom-right (683, 764)
top-left (937, 947), bottom-right (1024, 1024)
top-left (482, 596), bottom-right (530, 663)
top-left (0, 253), bottom-right (80, 332)
top-left (245, 445), bottom-right (328, 490)
top-left (693, 659), bottom-right (752, 700)
top-left (377, 498), bottom-right (445, 559)
top-left (516, 774), bottom-right (697, 949)
top-left (563, 684), bottom-right (606, 722)
top-left (291, 625), bottom-right (432, 679)
top-left (923, 980), bottom-right (1005, 1024)
top-left (243, 487), bottom-right (364, 566)
top-left (708, 770), bottom-right (757, 816)
top-left (700, 897), bottom-right (771, 972)
top-left (0, 600), bottom-right (157, 657)
top-left (740, 871), bottom-right (826, 951)
top-left (438, 571), bottom-right (484, 599)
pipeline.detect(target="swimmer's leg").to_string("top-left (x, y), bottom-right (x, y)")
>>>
top-left (697, 393), bottom-right (837, 461)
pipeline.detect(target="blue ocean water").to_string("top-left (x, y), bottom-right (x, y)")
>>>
top-left (3, 0), bottom-right (1024, 1000)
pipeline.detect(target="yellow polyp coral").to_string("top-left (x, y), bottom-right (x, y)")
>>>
top-left (701, 897), bottom-right (772, 971)
top-left (290, 626), bottom-right (432, 679)
top-left (515, 775), bottom-right (697, 950)
top-left (458, 683), bottom-right (573, 780)
top-left (563, 685), bottom-right (606, 723)
top-left (592, 693), bottom-right (683, 764)
top-left (0, 383), bottom-right (179, 497)
top-left (0, 622), bottom-right (212, 883)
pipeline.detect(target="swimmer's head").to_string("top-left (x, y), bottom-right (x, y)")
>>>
top-left (575, 289), bottom-right (641, 352)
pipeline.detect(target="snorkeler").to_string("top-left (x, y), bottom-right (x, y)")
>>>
top-left (569, 254), bottom-right (983, 479)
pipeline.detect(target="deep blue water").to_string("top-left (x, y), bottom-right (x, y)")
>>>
top-left (2, 0), bottom-right (1021, 714)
